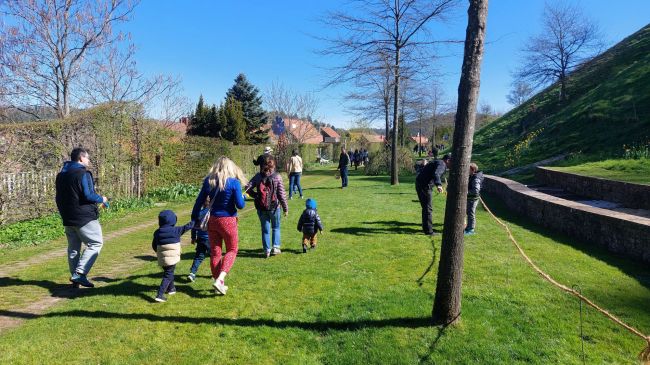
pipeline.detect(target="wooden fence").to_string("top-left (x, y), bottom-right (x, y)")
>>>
top-left (0, 167), bottom-right (139, 225)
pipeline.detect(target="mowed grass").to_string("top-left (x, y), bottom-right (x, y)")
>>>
top-left (0, 167), bottom-right (648, 364)
top-left (550, 158), bottom-right (650, 185)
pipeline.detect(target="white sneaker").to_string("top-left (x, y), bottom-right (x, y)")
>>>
top-left (187, 273), bottom-right (196, 282)
top-left (213, 280), bottom-right (227, 295)
top-left (271, 247), bottom-right (281, 255)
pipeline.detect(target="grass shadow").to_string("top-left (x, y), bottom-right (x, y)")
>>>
top-left (482, 193), bottom-right (650, 292)
top-left (0, 309), bottom-right (435, 332)
top-left (331, 220), bottom-right (440, 236)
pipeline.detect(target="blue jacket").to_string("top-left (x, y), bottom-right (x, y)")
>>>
top-left (191, 177), bottom-right (245, 221)
top-left (151, 210), bottom-right (193, 252)
top-left (191, 207), bottom-right (210, 241)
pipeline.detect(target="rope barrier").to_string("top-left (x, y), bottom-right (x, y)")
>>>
top-left (479, 197), bottom-right (650, 363)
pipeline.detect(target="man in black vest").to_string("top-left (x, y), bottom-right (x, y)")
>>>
top-left (55, 148), bottom-right (108, 288)
top-left (415, 154), bottom-right (451, 235)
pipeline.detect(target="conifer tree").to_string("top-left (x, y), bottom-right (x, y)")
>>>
top-left (226, 73), bottom-right (268, 144)
top-left (188, 95), bottom-right (208, 136)
top-left (223, 97), bottom-right (246, 144)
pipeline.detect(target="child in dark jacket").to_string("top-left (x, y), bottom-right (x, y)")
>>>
top-left (187, 197), bottom-right (211, 283)
top-left (151, 210), bottom-right (193, 302)
top-left (465, 163), bottom-right (484, 235)
top-left (297, 198), bottom-right (324, 253)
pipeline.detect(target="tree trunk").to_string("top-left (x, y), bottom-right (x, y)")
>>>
top-left (432, 0), bottom-right (488, 326)
top-left (385, 103), bottom-right (390, 143)
top-left (391, 47), bottom-right (400, 186)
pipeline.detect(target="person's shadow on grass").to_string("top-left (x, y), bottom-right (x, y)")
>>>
top-left (331, 220), bottom-right (441, 236)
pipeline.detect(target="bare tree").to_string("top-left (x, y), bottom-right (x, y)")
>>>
top-left (321, 0), bottom-right (459, 185)
top-left (506, 80), bottom-right (534, 107)
top-left (515, 1), bottom-right (602, 102)
top-left (264, 81), bottom-right (319, 122)
top-left (78, 44), bottom-right (178, 110)
top-left (264, 82), bottom-right (322, 144)
top-left (0, 0), bottom-right (138, 119)
top-left (157, 80), bottom-right (191, 127)
top-left (432, 0), bottom-right (488, 326)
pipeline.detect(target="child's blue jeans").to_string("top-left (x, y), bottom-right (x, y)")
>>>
top-left (189, 237), bottom-right (211, 274)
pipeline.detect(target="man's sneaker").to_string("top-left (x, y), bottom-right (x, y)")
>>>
top-left (464, 229), bottom-right (475, 236)
top-left (265, 250), bottom-right (271, 258)
top-left (302, 244), bottom-right (308, 253)
top-left (213, 280), bottom-right (227, 295)
top-left (271, 247), bottom-right (281, 255)
top-left (167, 288), bottom-right (177, 295)
top-left (154, 296), bottom-right (167, 303)
top-left (187, 273), bottom-right (196, 282)
top-left (70, 273), bottom-right (95, 288)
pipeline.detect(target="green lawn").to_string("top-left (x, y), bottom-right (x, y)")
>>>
top-left (550, 158), bottom-right (650, 185)
top-left (0, 168), bottom-right (648, 364)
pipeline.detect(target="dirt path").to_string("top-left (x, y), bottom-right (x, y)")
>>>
top-left (0, 174), bottom-right (332, 333)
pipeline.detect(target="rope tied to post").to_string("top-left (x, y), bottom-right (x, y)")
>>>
top-left (479, 197), bottom-right (650, 363)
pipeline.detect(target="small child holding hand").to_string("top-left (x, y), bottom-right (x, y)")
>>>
top-left (297, 198), bottom-right (324, 253)
top-left (152, 210), bottom-right (193, 302)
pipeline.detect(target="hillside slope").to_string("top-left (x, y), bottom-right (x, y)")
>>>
top-left (473, 24), bottom-right (650, 173)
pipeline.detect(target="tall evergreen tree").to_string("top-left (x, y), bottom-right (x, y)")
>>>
top-left (223, 97), bottom-right (246, 144)
top-left (225, 73), bottom-right (268, 144)
top-left (188, 95), bottom-right (208, 136)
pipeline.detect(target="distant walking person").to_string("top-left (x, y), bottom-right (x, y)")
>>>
top-left (415, 154), bottom-right (451, 235)
top-left (192, 157), bottom-right (247, 295)
top-left (286, 149), bottom-right (303, 199)
top-left (253, 146), bottom-right (273, 170)
top-left (337, 147), bottom-right (350, 189)
top-left (55, 147), bottom-right (108, 288)
top-left (245, 156), bottom-right (289, 258)
top-left (465, 163), bottom-right (484, 235)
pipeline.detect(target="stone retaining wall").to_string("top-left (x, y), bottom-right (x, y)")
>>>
top-left (483, 175), bottom-right (650, 264)
top-left (535, 167), bottom-right (650, 209)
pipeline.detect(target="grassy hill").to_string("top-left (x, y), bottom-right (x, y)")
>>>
top-left (473, 24), bottom-right (650, 174)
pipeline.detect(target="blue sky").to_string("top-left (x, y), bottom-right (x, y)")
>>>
top-left (124, 0), bottom-right (650, 128)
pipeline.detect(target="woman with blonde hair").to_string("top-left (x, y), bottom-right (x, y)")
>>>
top-left (191, 157), bottom-right (247, 295)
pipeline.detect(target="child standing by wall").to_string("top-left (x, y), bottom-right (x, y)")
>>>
top-left (297, 198), bottom-right (324, 253)
top-left (151, 210), bottom-right (193, 302)
top-left (465, 163), bottom-right (484, 235)
top-left (187, 197), bottom-right (211, 282)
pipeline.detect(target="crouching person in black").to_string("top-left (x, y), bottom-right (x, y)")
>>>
top-left (415, 154), bottom-right (451, 236)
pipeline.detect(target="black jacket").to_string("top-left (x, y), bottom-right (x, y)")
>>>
top-left (338, 153), bottom-right (350, 169)
top-left (468, 171), bottom-right (484, 197)
top-left (297, 208), bottom-right (323, 235)
top-left (415, 159), bottom-right (447, 187)
top-left (151, 210), bottom-right (193, 252)
top-left (55, 161), bottom-right (101, 227)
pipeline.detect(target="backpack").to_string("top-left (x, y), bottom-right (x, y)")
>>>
top-left (255, 174), bottom-right (278, 211)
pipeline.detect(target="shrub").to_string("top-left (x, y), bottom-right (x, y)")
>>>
top-left (364, 147), bottom-right (415, 176)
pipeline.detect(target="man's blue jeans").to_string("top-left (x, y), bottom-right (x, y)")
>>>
top-left (340, 166), bottom-right (349, 188)
top-left (289, 172), bottom-right (303, 198)
top-left (257, 208), bottom-right (281, 253)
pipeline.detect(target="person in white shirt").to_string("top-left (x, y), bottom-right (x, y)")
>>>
top-left (286, 149), bottom-right (304, 199)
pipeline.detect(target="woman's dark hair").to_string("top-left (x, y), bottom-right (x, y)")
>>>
top-left (262, 156), bottom-right (276, 174)
top-left (292, 149), bottom-right (298, 156)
